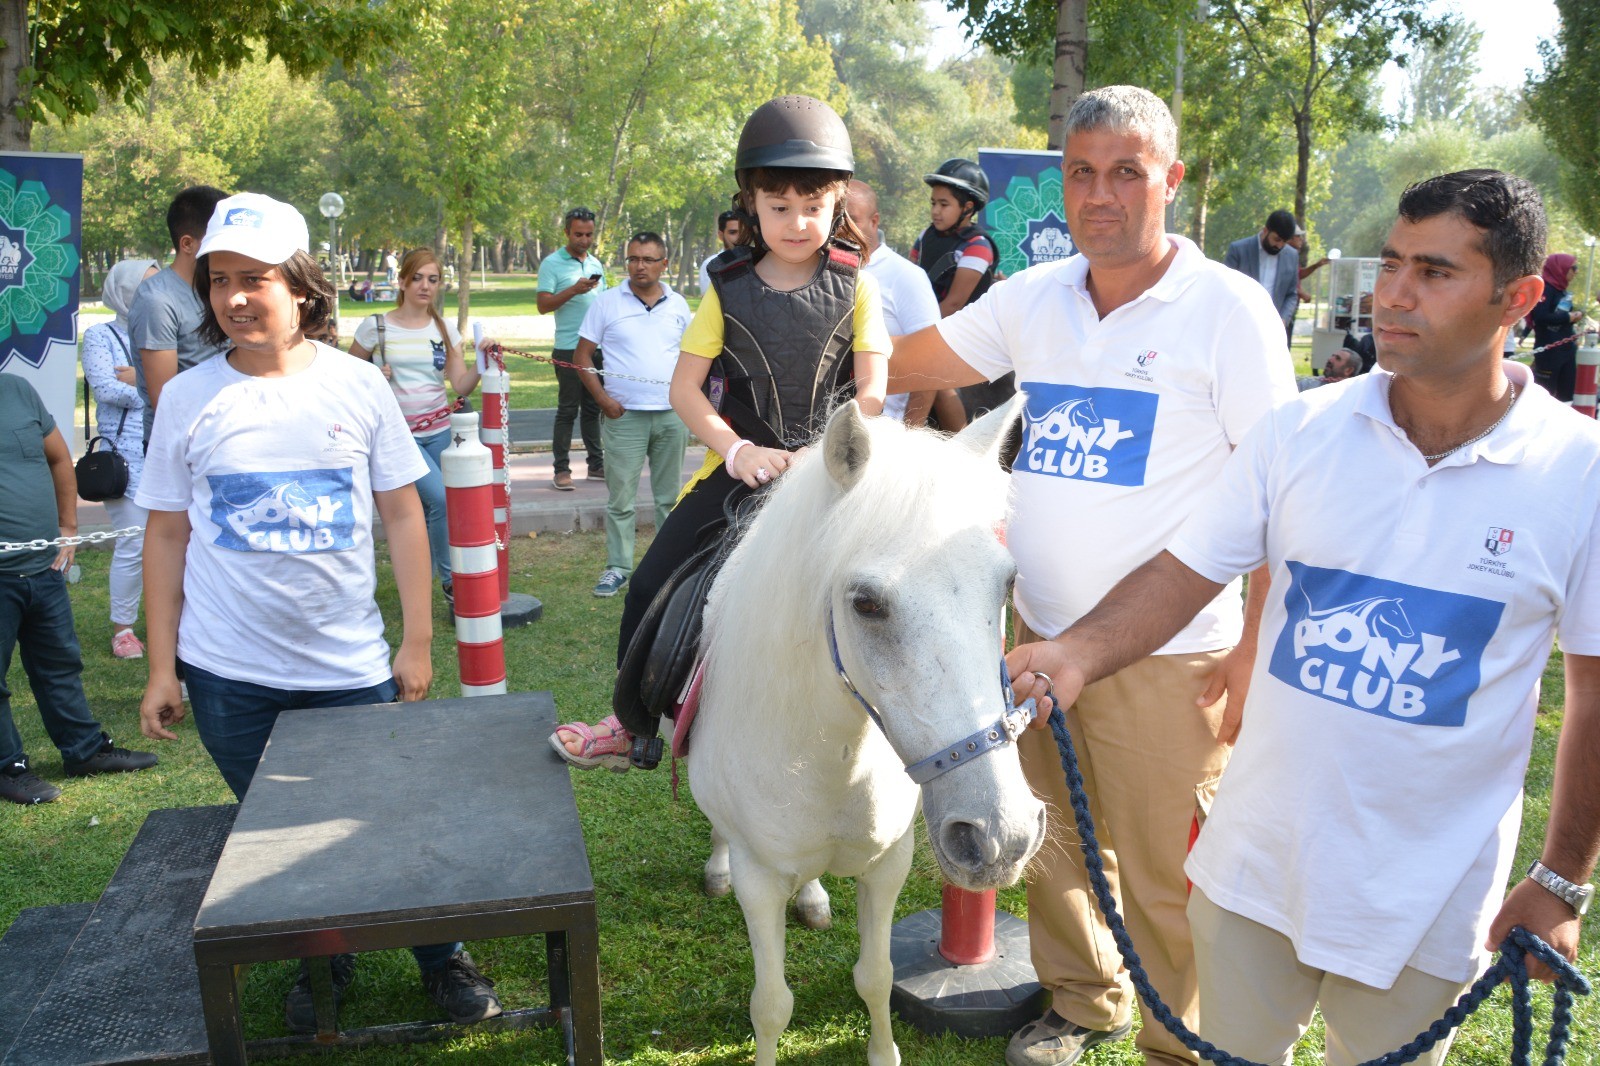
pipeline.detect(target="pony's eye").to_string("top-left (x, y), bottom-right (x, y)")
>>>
top-left (852, 592), bottom-right (885, 617)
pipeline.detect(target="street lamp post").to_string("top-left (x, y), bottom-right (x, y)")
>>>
top-left (319, 192), bottom-right (346, 333)
top-left (1583, 234), bottom-right (1596, 309)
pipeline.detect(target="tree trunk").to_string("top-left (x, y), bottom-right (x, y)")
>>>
top-left (1293, 108), bottom-right (1312, 224)
top-left (1, 0), bottom-right (31, 149)
top-left (1188, 156), bottom-right (1212, 250)
top-left (1047, 0), bottom-right (1088, 150)
top-left (457, 216), bottom-right (474, 334)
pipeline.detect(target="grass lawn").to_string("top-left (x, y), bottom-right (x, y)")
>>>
top-left (4, 537), bottom-right (1595, 1063)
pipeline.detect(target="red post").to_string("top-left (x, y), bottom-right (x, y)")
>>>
top-left (939, 885), bottom-right (998, 966)
top-left (1575, 343), bottom-right (1598, 419)
top-left (479, 364), bottom-right (512, 602)
top-left (441, 411), bottom-right (506, 696)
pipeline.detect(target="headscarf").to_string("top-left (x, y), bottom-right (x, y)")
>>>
top-left (1541, 253), bottom-right (1577, 293)
top-left (102, 257), bottom-right (158, 328)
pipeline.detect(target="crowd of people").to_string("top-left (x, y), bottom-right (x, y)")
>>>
top-left (0, 83), bottom-right (1596, 1065)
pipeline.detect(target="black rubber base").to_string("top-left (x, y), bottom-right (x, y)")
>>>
top-left (501, 592), bottom-right (542, 628)
top-left (889, 906), bottom-right (1048, 1039)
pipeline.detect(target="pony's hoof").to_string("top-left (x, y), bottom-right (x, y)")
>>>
top-left (705, 870), bottom-right (732, 897)
top-left (793, 898), bottom-right (832, 931)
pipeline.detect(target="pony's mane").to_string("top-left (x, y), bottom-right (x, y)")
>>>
top-left (704, 417), bottom-right (1012, 684)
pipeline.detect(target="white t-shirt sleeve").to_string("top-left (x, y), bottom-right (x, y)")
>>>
top-left (364, 371), bottom-right (430, 491)
top-left (894, 269), bottom-right (942, 337)
top-left (1214, 296), bottom-right (1298, 445)
top-left (351, 314), bottom-right (382, 350)
top-left (1558, 493), bottom-right (1600, 655)
top-left (445, 320), bottom-right (463, 349)
top-left (1166, 411), bottom-right (1278, 583)
top-left (699, 256), bottom-right (714, 296)
top-left (135, 389), bottom-right (194, 512)
top-left (934, 284), bottom-right (1015, 382)
top-left (577, 294), bottom-right (609, 346)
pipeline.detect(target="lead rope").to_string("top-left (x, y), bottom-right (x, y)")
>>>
top-left (1044, 707), bottom-right (1591, 1066)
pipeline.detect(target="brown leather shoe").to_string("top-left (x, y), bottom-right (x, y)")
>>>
top-left (552, 471), bottom-right (574, 491)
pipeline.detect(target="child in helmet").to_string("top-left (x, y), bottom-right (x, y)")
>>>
top-left (552, 94), bottom-right (891, 770)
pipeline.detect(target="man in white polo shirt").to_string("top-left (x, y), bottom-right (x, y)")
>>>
top-left (573, 231), bottom-right (692, 598)
top-left (890, 85), bottom-right (1295, 1066)
top-left (844, 180), bottom-right (941, 424)
top-left (1009, 170), bottom-right (1600, 1063)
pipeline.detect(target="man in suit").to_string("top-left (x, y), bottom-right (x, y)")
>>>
top-left (1225, 209), bottom-right (1301, 343)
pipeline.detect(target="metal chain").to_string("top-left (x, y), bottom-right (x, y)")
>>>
top-left (483, 342), bottom-right (673, 387)
top-left (492, 344), bottom-right (510, 553)
top-left (0, 526), bottom-right (144, 553)
top-left (1527, 334), bottom-right (1581, 357)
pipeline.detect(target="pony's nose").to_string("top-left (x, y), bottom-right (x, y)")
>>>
top-left (939, 817), bottom-right (1002, 870)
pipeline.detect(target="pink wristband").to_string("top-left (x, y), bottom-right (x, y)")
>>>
top-left (724, 439), bottom-right (754, 477)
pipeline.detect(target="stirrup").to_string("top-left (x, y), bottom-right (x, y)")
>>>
top-left (630, 733), bottom-right (663, 770)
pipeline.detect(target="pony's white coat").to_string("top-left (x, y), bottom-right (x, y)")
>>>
top-left (687, 400), bottom-right (1046, 1066)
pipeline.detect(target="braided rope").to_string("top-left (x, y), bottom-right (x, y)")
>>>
top-left (1045, 708), bottom-right (1592, 1066)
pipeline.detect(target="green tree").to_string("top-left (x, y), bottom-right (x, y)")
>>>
top-left (940, 0), bottom-right (1087, 148)
top-left (2, 0), bottom-right (397, 149)
top-left (1527, 0), bottom-right (1600, 233)
top-left (1400, 15), bottom-right (1481, 125)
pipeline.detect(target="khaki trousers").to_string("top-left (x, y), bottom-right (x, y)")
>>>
top-left (1016, 615), bottom-right (1229, 1066)
top-left (1188, 887), bottom-right (1466, 1065)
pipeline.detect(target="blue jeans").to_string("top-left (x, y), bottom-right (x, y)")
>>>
top-left (414, 429), bottom-right (452, 585)
top-left (0, 568), bottom-right (109, 768)
top-left (180, 662), bottom-right (459, 971)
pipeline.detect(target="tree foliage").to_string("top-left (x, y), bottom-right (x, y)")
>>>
top-left (4, 0), bottom-right (397, 149)
top-left (1527, 0), bottom-right (1600, 233)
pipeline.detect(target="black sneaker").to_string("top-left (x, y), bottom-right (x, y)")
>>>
top-left (420, 950), bottom-right (502, 1023)
top-left (1, 759), bottom-right (60, 805)
top-left (284, 953), bottom-right (358, 1034)
top-left (62, 738), bottom-right (159, 778)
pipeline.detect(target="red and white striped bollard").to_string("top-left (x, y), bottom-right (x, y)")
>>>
top-left (442, 411), bottom-right (507, 696)
top-left (1575, 343), bottom-right (1598, 419)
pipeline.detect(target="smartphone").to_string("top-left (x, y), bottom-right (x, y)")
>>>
top-left (589, 271), bottom-right (602, 281)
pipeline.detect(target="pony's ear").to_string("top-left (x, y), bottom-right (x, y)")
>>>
top-left (952, 392), bottom-right (1026, 465)
top-left (822, 400), bottom-right (871, 492)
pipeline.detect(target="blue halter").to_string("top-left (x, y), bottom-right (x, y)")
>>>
top-left (827, 611), bottom-right (1036, 785)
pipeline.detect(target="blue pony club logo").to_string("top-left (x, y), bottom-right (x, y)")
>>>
top-left (207, 468), bottom-right (356, 554)
top-left (1017, 382), bottom-right (1156, 485)
top-left (224, 208), bottom-right (265, 229)
top-left (1023, 210), bottom-right (1075, 265)
top-left (1267, 562), bottom-right (1503, 728)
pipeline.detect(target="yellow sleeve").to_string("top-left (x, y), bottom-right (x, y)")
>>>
top-left (681, 287), bottom-right (724, 359)
top-left (853, 271), bottom-right (892, 354)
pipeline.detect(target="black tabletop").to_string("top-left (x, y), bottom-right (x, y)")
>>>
top-left (193, 692), bottom-right (592, 942)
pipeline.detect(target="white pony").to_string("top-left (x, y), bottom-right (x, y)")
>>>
top-left (686, 399), bottom-right (1047, 1066)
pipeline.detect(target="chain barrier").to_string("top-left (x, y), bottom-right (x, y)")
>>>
top-left (0, 527), bottom-right (144, 554)
top-left (1045, 708), bottom-right (1590, 1065)
top-left (481, 341), bottom-right (673, 388)
top-left (1526, 334), bottom-right (1581, 357)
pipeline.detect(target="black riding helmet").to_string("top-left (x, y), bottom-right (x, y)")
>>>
top-left (735, 95), bottom-right (855, 176)
top-left (924, 157), bottom-right (989, 213)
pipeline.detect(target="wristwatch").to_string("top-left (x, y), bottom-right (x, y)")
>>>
top-left (1527, 860), bottom-right (1594, 916)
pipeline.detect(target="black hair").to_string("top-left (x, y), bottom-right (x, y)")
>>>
top-left (716, 210), bottom-right (739, 231)
top-left (193, 249), bottom-right (336, 348)
top-left (167, 185), bottom-right (229, 251)
top-left (1264, 209), bottom-right (1297, 242)
top-left (564, 207), bottom-right (596, 231)
top-left (628, 231), bottom-right (668, 258)
top-left (1397, 170), bottom-right (1546, 296)
top-left (733, 167), bottom-right (871, 264)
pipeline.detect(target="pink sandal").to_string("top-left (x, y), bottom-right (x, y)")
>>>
top-left (549, 714), bottom-right (633, 772)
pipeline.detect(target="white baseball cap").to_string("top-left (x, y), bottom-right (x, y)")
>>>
top-left (197, 193), bottom-right (310, 265)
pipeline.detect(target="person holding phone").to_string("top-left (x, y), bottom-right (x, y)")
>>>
top-left (537, 208), bottom-right (609, 490)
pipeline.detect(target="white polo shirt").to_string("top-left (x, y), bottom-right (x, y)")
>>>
top-left (866, 244), bottom-right (941, 422)
top-left (577, 281), bottom-right (692, 410)
top-left (938, 234), bottom-right (1295, 649)
top-left (1169, 360), bottom-right (1600, 988)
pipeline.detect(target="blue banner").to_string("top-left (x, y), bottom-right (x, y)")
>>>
top-left (0, 152), bottom-right (82, 439)
top-left (980, 148), bottom-right (1075, 277)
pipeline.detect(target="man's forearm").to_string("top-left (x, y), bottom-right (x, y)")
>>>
top-left (1541, 654), bottom-right (1600, 883)
top-left (1062, 550), bottom-right (1227, 686)
top-left (142, 511), bottom-right (189, 681)
top-left (48, 454), bottom-right (77, 534)
top-left (142, 349), bottom-right (178, 407)
top-left (573, 342), bottom-right (609, 404)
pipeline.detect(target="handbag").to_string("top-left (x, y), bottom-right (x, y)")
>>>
top-left (75, 332), bottom-right (132, 502)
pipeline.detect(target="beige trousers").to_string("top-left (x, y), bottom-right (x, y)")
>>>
top-left (1015, 614), bottom-right (1230, 1066)
top-left (1188, 887), bottom-right (1468, 1065)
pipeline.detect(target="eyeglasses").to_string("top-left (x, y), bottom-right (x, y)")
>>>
top-left (625, 256), bottom-right (665, 265)
top-left (564, 208), bottom-right (596, 222)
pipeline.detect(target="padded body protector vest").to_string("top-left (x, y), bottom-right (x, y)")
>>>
top-left (917, 223), bottom-right (997, 305)
top-left (705, 240), bottom-right (860, 449)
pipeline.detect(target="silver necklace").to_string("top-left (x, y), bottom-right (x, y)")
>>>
top-left (1421, 383), bottom-right (1518, 462)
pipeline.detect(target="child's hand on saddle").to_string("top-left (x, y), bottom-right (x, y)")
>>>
top-left (728, 444), bottom-right (794, 488)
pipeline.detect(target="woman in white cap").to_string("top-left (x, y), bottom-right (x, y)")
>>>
top-left (81, 257), bottom-right (158, 658)
top-left (133, 192), bottom-right (502, 1032)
